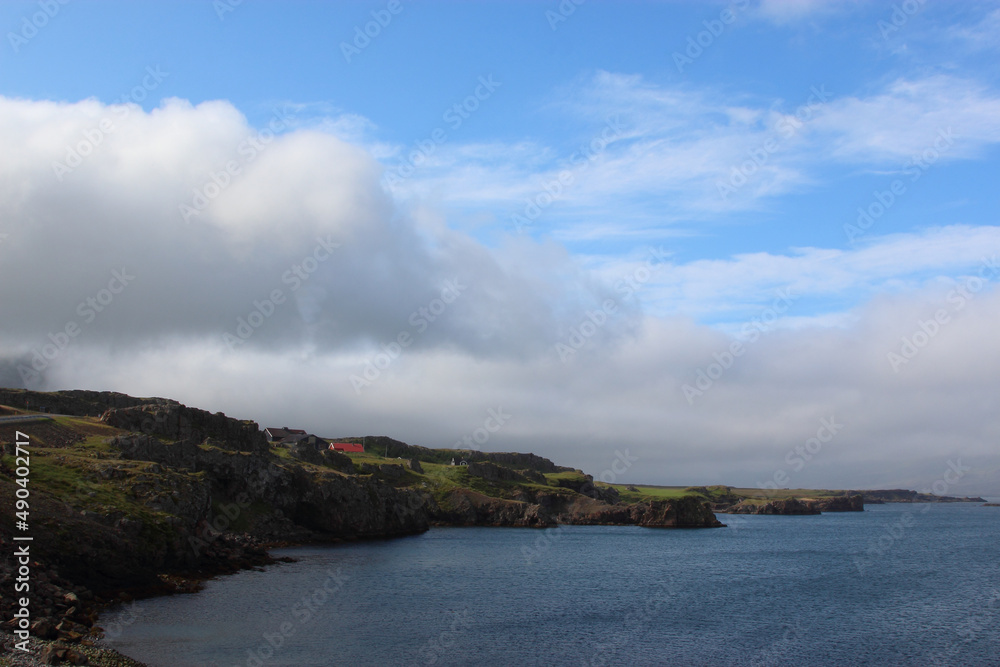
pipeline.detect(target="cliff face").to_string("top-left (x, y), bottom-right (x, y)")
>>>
top-left (727, 498), bottom-right (821, 515)
top-left (810, 494), bottom-right (864, 512)
top-left (430, 488), bottom-right (724, 528)
top-left (109, 433), bottom-right (430, 540)
top-left (432, 489), bottom-right (554, 527)
top-left (0, 388), bottom-right (175, 417)
top-left (855, 489), bottom-right (987, 503)
top-left (101, 403), bottom-right (269, 455)
top-left (724, 494), bottom-right (864, 515)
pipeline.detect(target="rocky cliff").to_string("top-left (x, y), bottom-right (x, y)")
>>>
top-left (854, 489), bottom-right (986, 503)
top-left (726, 498), bottom-right (821, 515)
top-left (724, 494), bottom-right (864, 515)
top-left (810, 494), bottom-right (864, 512)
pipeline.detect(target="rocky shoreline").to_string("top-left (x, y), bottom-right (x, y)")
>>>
top-left (722, 494), bottom-right (864, 515)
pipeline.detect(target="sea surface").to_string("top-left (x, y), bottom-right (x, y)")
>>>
top-left (101, 501), bottom-right (1000, 666)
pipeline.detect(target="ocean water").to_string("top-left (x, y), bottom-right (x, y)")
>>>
top-left (101, 501), bottom-right (1000, 666)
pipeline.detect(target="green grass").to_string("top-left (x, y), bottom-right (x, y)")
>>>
top-left (609, 483), bottom-right (854, 504)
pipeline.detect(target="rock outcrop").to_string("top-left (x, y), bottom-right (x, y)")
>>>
top-left (854, 489), bottom-right (986, 503)
top-left (808, 494), bottom-right (864, 512)
top-left (433, 489), bottom-right (554, 527)
top-left (466, 461), bottom-right (531, 484)
top-left (106, 433), bottom-right (429, 543)
top-left (101, 404), bottom-right (268, 455)
top-left (550, 472), bottom-right (621, 504)
top-left (0, 388), bottom-right (176, 417)
top-left (727, 498), bottom-right (821, 515)
top-left (551, 495), bottom-right (724, 527)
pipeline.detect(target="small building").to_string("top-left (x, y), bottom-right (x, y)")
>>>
top-left (329, 442), bottom-right (364, 453)
top-left (265, 427), bottom-right (306, 442)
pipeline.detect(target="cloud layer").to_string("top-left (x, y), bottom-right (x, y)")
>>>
top-left (1, 93), bottom-right (998, 494)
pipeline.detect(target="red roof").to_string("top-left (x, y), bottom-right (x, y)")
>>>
top-left (329, 442), bottom-right (364, 453)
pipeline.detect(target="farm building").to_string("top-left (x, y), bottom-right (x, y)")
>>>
top-left (329, 442), bottom-right (364, 453)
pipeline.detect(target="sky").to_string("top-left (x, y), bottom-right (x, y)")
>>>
top-left (1, 0), bottom-right (998, 494)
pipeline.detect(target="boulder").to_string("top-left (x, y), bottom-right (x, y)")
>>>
top-left (39, 643), bottom-right (89, 665)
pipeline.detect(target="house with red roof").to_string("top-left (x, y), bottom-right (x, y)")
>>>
top-left (329, 442), bottom-right (364, 453)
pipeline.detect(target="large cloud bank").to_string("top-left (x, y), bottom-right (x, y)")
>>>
top-left (1, 95), bottom-right (997, 494)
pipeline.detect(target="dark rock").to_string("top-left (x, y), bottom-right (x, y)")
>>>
top-left (39, 643), bottom-right (90, 665)
top-left (377, 464), bottom-right (405, 480)
top-left (519, 469), bottom-right (548, 485)
top-left (289, 442), bottom-right (323, 465)
top-left (808, 494), bottom-right (864, 512)
top-left (466, 462), bottom-right (527, 483)
top-left (727, 498), bottom-right (820, 515)
top-left (321, 449), bottom-right (354, 472)
top-left (550, 472), bottom-right (620, 503)
top-left (31, 618), bottom-right (58, 639)
top-left (432, 489), bottom-right (554, 527)
top-left (101, 403), bottom-right (268, 454)
top-left (637, 498), bottom-right (726, 528)
top-left (407, 458), bottom-right (423, 473)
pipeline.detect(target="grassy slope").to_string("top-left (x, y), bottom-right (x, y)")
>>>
top-left (0, 405), bottom-right (885, 522)
top-left (609, 483), bottom-right (855, 505)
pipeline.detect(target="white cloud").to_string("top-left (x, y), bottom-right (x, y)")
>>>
top-left (755, 0), bottom-right (851, 25)
top-left (382, 72), bottom-right (1000, 244)
top-left (2, 94), bottom-right (999, 493)
top-left (945, 8), bottom-right (1000, 51)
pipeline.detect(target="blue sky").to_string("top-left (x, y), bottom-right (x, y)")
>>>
top-left (2, 1), bottom-right (999, 491)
